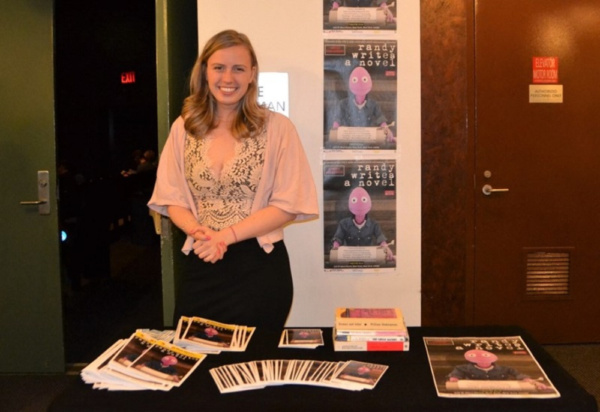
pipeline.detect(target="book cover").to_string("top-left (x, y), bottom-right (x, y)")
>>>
top-left (335, 307), bottom-right (407, 330)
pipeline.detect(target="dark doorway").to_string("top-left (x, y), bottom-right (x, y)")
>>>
top-left (54, 0), bottom-right (163, 363)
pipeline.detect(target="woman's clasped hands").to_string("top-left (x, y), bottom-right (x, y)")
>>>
top-left (190, 226), bottom-right (229, 263)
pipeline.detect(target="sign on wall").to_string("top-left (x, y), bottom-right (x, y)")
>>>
top-left (258, 72), bottom-right (289, 117)
top-left (530, 56), bottom-right (562, 103)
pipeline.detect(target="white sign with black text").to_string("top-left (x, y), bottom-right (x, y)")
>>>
top-left (258, 72), bottom-right (289, 117)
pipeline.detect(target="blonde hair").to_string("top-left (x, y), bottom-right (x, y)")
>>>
top-left (182, 30), bottom-right (266, 139)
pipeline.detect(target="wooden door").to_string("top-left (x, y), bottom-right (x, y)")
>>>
top-left (0, 1), bottom-right (64, 371)
top-left (473, 0), bottom-right (600, 343)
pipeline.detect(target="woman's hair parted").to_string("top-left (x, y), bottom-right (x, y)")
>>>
top-left (182, 29), bottom-right (267, 139)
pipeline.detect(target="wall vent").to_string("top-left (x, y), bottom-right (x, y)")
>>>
top-left (524, 250), bottom-right (570, 297)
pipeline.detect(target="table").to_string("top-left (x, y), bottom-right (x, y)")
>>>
top-left (49, 326), bottom-right (598, 411)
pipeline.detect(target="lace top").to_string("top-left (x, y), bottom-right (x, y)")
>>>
top-left (184, 131), bottom-right (266, 230)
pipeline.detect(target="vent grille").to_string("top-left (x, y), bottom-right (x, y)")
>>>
top-left (525, 251), bottom-right (570, 296)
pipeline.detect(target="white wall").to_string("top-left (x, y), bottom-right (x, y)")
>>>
top-left (197, 0), bottom-right (421, 327)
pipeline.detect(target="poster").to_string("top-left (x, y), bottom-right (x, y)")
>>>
top-left (323, 159), bottom-right (396, 271)
top-left (322, 0), bottom-right (397, 32)
top-left (424, 336), bottom-right (560, 399)
top-left (324, 38), bottom-right (397, 151)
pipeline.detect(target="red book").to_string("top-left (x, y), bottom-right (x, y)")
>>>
top-left (333, 338), bottom-right (410, 352)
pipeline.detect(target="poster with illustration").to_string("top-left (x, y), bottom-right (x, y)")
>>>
top-left (323, 0), bottom-right (397, 32)
top-left (324, 38), bottom-right (397, 151)
top-left (424, 336), bottom-right (560, 399)
top-left (323, 158), bottom-right (396, 272)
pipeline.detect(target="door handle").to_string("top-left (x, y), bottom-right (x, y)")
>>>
top-left (482, 184), bottom-right (509, 196)
top-left (20, 200), bottom-right (47, 205)
top-left (19, 170), bottom-right (50, 215)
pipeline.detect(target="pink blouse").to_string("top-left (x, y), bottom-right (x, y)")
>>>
top-left (148, 111), bottom-right (319, 254)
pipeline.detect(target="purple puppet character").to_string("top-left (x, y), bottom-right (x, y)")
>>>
top-left (141, 355), bottom-right (180, 381)
top-left (331, 66), bottom-right (395, 143)
top-left (447, 349), bottom-right (550, 390)
top-left (331, 187), bottom-right (395, 261)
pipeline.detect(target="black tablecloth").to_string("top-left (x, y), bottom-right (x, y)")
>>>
top-left (49, 326), bottom-right (597, 411)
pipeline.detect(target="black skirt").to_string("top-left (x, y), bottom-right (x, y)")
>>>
top-left (174, 239), bottom-right (293, 331)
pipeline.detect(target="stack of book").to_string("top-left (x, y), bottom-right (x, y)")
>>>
top-left (333, 307), bottom-right (409, 351)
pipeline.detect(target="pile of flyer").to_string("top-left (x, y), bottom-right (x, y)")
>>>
top-left (333, 307), bottom-right (410, 351)
top-left (80, 331), bottom-right (206, 391)
top-left (80, 316), bottom-right (257, 391)
top-left (210, 359), bottom-right (388, 393)
top-left (173, 316), bottom-right (255, 353)
top-left (278, 328), bottom-right (325, 349)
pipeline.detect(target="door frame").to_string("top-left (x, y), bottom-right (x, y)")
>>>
top-left (465, 0), bottom-right (477, 326)
top-left (155, 0), bottom-right (198, 326)
top-left (420, 0), bottom-right (476, 327)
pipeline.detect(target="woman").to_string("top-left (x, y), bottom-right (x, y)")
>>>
top-left (148, 30), bottom-right (318, 331)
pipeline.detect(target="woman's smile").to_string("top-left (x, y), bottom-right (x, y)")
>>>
top-left (206, 45), bottom-right (256, 110)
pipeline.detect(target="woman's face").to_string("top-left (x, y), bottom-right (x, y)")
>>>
top-left (206, 45), bottom-right (256, 112)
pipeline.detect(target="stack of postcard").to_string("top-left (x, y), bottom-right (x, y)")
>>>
top-left (173, 316), bottom-right (255, 353)
top-left (80, 331), bottom-right (206, 391)
top-left (210, 359), bottom-right (388, 393)
top-left (278, 328), bottom-right (325, 349)
top-left (333, 307), bottom-right (409, 351)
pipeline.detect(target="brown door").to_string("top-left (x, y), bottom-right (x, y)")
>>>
top-left (473, 0), bottom-right (600, 343)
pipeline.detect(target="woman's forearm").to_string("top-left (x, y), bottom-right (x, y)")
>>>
top-left (190, 205), bottom-right (296, 263)
top-left (168, 204), bottom-right (294, 239)
top-left (231, 206), bottom-right (296, 242)
top-left (166, 205), bottom-right (200, 235)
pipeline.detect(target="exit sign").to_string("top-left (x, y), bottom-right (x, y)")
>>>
top-left (121, 71), bottom-right (136, 84)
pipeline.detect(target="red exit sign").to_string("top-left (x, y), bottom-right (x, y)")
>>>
top-left (121, 71), bottom-right (136, 84)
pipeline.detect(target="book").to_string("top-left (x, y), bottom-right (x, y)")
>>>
top-left (334, 333), bottom-right (408, 342)
top-left (333, 338), bottom-right (409, 352)
top-left (335, 307), bottom-right (407, 331)
top-left (333, 307), bottom-right (410, 351)
top-left (334, 328), bottom-right (409, 337)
